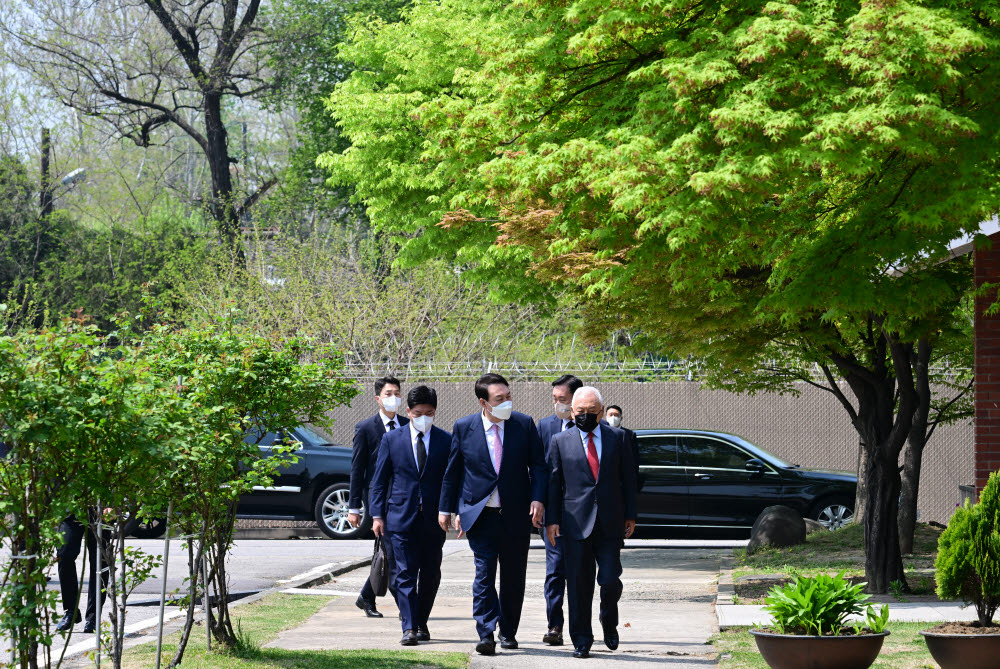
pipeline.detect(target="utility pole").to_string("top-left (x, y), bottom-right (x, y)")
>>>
top-left (39, 128), bottom-right (52, 218)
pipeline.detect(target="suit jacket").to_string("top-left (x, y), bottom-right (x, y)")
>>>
top-left (439, 410), bottom-right (547, 534)
top-left (350, 413), bottom-right (409, 511)
top-left (538, 414), bottom-right (571, 456)
top-left (370, 424), bottom-right (451, 534)
top-left (547, 424), bottom-right (638, 541)
top-left (622, 427), bottom-right (640, 480)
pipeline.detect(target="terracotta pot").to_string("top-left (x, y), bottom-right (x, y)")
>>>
top-left (750, 629), bottom-right (889, 669)
top-left (920, 629), bottom-right (1000, 669)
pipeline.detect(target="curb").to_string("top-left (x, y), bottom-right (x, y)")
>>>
top-left (715, 554), bottom-right (740, 630)
top-left (234, 527), bottom-right (328, 540)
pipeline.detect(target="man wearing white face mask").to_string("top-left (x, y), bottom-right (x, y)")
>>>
top-left (535, 374), bottom-right (583, 646)
top-left (370, 385), bottom-right (451, 646)
top-left (439, 373), bottom-right (547, 656)
top-left (606, 405), bottom-right (640, 483)
top-left (349, 376), bottom-right (407, 618)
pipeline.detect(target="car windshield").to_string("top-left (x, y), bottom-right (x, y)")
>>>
top-left (293, 425), bottom-right (333, 447)
top-left (727, 434), bottom-right (795, 468)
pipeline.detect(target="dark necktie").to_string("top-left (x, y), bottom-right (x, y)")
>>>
top-left (387, 420), bottom-right (396, 432)
top-left (563, 420), bottom-right (572, 431)
top-left (416, 432), bottom-right (427, 473)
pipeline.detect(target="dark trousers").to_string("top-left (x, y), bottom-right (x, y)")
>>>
top-left (360, 531), bottom-right (398, 603)
top-left (563, 522), bottom-right (624, 650)
top-left (542, 526), bottom-right (565, 630)
top-left (465, 508), bottom-right (530, 641)
top-left (388, 520), bottom-right (446, 632)
top-left (57, 515), bottom-right (109, 621)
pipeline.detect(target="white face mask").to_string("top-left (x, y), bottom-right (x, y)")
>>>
top-left (380, 395), bottom-right (402, 413)
top-left (607, 415), bottom-right (622, 428)
top-left (488, 400), bottom-right (513, 421)
top-left (554, 402), bottom-right (572, 420)
top-left (412, 415), bottom-right (433, 433)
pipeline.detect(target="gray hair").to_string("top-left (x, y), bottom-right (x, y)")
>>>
top-left (572, 385), bottom-right (604, 406)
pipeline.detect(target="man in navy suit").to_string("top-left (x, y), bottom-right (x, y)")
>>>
top-left (547, 386), bottom-right (637, 659)
top-left (370, 385), bottom-right (450, 646)
top-left (536, 374), bottom-right (583, 647)
top-left (606, 404), bottom-right (640, 482)
top-left (347, 376), bottom-right (407, 618)
top-left (439, 373), bottom-right (547, 656)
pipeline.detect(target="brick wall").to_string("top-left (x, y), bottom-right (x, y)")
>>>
top-left (975, 231), bottom-right (1000, 494)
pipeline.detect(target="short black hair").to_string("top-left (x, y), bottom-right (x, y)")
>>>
top-left (374, 376), bottom-right (401, 395)
top-left (552, 374), bottom-right (583, 395)
top-left (606, 404), bottom-right (623, 415)
top-left (475, 373), bottom-right (510, 401)
top-left (407, 385), bottom-right (437, 409)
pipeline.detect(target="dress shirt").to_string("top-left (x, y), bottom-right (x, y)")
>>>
top-left (579, 427), bottom-right (603, 465)
top-left (481, 412), bottom-right (504, 508)
top-left (409, 422), bottom-right (425, 471)
top-left (562, 419), bottom-right (574, 432)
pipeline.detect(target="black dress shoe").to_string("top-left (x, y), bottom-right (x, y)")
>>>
top-left (475, 634), bottom-right (496, 655)
top-left (355, 596), bottom-right (383, 618)
top-left (401, 629), bottom-right (418, 646)
top-left (499, 635), bottom-right (518, 649)
top-left (603, 626), bottom-right (619, 650)
top-left (543, 627), bottom-right (563, 645)
top-left (415, 626), bottom-right (430, 641)
top-left (55, 611), bottom-right (81, 632)
top-left (573, 646), bottom-right (590, 659)
top-left (83, 618), bottom-right (97, 634)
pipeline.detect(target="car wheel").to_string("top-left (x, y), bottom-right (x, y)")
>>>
top-left (129, 517), bottom-right (168, 539)
top-left (811, 498), bottom-right (854, 531)
top-left (314, 483), bottom-right (370, 539)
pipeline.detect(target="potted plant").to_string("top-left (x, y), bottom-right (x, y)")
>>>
top-left (750, 572), bottom-right (890, 669)
top-left (920, 471), bottom-right (1000, 669)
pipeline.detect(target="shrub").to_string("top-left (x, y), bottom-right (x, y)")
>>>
top-left (763, 572), bottom-right (888, 635)
top-left (935, 472), bottom-right (1000, 626)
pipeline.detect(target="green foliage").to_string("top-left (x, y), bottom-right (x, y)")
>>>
top-left (762, 573), bottom-right (883, 636)
top-left (935, 472), bottom-right (1000, 626)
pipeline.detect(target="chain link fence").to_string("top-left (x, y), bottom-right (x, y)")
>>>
top-left (320, 377), bottom-right (972, 524)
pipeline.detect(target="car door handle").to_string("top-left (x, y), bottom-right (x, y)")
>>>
top-left (693, 473), bottom-right (713, 480)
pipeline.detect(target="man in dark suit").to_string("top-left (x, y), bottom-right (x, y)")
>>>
top-left (547, 386), bottom-right (637, 659)
top-left (56, 510), bottom-right (110, 633)
top-left (606, 404), bottom-right (640, 481)
top-left (348, 375), bottom-right (407, 617)
top-left (536, 374), bottom-right (583, 646)
top-left (370, 385), bottom-right (450, 646)
top-left (439, 373), bottom-right (547, 656)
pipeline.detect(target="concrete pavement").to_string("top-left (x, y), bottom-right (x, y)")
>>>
top-left (268, 543), bottom-right (723, 668)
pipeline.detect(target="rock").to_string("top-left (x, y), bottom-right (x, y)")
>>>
top-left (747, 505), bottom-right (807, 554)
top-left (804, 518), bottom-right (828, 535)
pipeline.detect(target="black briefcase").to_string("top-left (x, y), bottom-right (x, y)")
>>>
top-left (369, 536), bottom-right (389, 597)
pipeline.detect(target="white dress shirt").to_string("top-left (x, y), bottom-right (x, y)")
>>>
top-left (481, 412), bottom-right (504, 508)
top-left (579, 426), bottom-right (603, 465)
top-left (409, 422), bottom-right (426, 470)
top-left (561, 418), bottom-right (574, 432)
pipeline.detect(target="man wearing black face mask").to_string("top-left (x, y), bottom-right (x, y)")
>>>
top-left (546, 386), bottom-right (637, 659)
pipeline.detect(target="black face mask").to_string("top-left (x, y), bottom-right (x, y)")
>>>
top-left (574, 413), bottom-right (600, 433)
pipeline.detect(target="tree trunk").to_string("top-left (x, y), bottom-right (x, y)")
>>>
top-left (854, 437), bottom-right (868, 524)
top-left (203, 93), bottom-right (244, 265)
top-left (898, 432), bottom-right (924, 555)
top-left (863, 446), bottom-right (907, 593)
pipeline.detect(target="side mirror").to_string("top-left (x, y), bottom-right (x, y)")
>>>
top-left (745, 459), bottom-right (767, 476)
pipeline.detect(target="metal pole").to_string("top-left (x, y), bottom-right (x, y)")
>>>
top-left (154, 502), bottom-right (172, 669)
top-left (201, 545), bottom-right (210, 651)
top-left (95, 506), bottom-right (102, 668)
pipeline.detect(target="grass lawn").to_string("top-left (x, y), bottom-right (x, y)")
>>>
top-left (714, 623), bottom-right (939, 669)
top-left (121, 593), bottom-right (469, 669)
top-left (732, 523), bottom-right (942, 600)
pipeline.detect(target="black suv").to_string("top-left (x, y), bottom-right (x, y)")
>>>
top-left (236, 425), bottom-right (366, 539)
top-left (635, 429), bottom-right (856, 534)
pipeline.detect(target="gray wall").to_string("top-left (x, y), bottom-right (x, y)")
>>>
top-left (323, 380), bottom-right (972, 523)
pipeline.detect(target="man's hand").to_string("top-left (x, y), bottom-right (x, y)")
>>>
top-left (530, 501), bottom-right (545, 528)
top-left (438, 513), bottom-right (451, 533)
top-left (625, 519), bottom-right (636, 539)
top-left (347, 513), bottom-right (361, 529)
top-left (547, 524), bottom-right (560, 545)
top-left (455, 515), bottom-right (464, 539)
top-left (373, 518), bottom-right (385, 537)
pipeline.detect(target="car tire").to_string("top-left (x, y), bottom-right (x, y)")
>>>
top-left (314, 482), bottom-right (371, 539)
top-left (129, 517), bottom-right (168, 539)
top-left (810, 497), bottom-right (855, 531)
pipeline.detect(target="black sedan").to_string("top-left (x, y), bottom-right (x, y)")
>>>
top-left (634, 429), bottom-right (856, 534)
top-left (236, 426), bottom-right (365, 539)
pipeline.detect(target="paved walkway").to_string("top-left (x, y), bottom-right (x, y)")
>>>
top-left (268, 542), bottom-right (723, 668)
